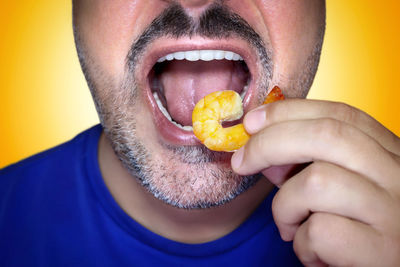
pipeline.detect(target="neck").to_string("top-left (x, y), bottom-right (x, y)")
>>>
top-left (98, 132), bottom-right (274, 244)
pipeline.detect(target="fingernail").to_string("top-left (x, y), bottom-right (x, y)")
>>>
top-left (231, 147), bottom-right (245, 171)
top-left (244, 107), bottom-right (266, 133)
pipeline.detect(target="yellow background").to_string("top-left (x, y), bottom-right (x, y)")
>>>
top-left (1, 1), bottom-right (399, 168)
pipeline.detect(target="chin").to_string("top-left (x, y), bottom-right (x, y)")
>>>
top-left (103, 106), bottom-right (262, 209)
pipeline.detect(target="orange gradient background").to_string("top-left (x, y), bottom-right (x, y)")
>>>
top-left (1, 1), bottom-right (399, 167)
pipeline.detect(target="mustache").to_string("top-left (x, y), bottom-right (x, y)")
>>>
top-left (126, 2), bottom-right (271, 74)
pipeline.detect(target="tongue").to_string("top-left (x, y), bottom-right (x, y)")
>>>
top-left (159, 60), bottom-right (248, 126)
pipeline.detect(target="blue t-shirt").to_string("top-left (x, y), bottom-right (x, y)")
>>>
top-left (0, 125), bottom-right (301, 266)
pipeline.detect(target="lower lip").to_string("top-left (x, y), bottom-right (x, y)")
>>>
top-left (145, 81), bottom-right (201, 146)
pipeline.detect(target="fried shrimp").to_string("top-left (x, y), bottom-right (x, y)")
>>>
top-left (192, 86), bottom-right (285, 152)
top-left (192, 90), bottom-right (248, 152)
top-left (263, 86), bottom-right (284, 104)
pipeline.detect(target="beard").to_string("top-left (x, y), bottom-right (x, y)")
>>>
top-left (73, 3), bottom-right (323, 209)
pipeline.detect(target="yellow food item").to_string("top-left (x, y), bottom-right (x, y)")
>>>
top-left (192, 90), bottom-right (248, 152)
top-left (192, 86), bottom-right (284, 152)
top-left (263, 86), bottom-right (285, 104)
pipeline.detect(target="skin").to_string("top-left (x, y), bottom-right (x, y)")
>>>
top-left (73, 0), bottom-right (400, 265)
top-left (233, 100), bottom-right (400, 266)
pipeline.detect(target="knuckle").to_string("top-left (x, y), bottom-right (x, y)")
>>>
top-left (336, 102), bottom-right (383, 140)
top-left (310, 118), bottom-right (346, 143)
top-left (336, 102), bottom-right (359, 124)
top-left (271, 190), bottom-right (283, 220)
top-left (305, 213), bottom-right (326, 244)
top-left (303, 163), bottom-right (329, 195)
top-left (271, 187), bottom-right (295, 228)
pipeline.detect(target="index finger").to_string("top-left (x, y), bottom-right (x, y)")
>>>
top-left (244, 99), bottom-right (400, 155)
top-left (232, 118), bottom-right (398, 188)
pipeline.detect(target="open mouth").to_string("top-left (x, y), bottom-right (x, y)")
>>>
top-left (141, 38), bottom-right (258, 146)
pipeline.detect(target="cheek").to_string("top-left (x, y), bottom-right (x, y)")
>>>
top-left (232, 0), bottom-right (325, 81)
top-left (228, 1), bottom-right (271, 47)
top-left (73, 0), bottom-right (169, 79)
top-left (259, 0), bottom-right (325, 79)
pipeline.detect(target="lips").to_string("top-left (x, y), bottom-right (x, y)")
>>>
top-left (137, 37), bottom-right (260, 146)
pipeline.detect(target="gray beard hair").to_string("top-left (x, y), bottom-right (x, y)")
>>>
top-left (97, 75), bottom-right (263, 209)
top-left (74, 3), bottom-right (324, 209)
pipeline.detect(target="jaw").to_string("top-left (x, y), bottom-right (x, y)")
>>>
top-left (134, 36), bottom-right (266, 147)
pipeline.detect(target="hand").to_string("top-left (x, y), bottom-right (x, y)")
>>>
top-left (231, 99), bottom-right (400, 266)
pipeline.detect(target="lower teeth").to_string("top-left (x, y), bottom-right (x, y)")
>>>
top-left (153, 92), bottom-right (193, 132)
top-left (153, 82), bottom-right (249, 132)
top-left (240, 85), bottom-right (249, 99)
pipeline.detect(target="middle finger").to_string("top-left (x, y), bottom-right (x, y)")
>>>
top-left (272, 161), bottom-right (393, 241)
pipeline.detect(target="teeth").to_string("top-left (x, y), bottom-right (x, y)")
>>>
top-left (173, 51), bottom-right (185, 60)
top-left (241, 85), bottom-right (249, 99)
top-left (224, 51), bottom-right (234, 60)
top-left (232, 53), bottom-right (241, 61)
top-left (153, 83), bottom-right (249, 131)
top-left (157, 56), bottom-right (166, 63)
top-left (185, 50), bottom-right (200, 61)
top-left (214, 50), bottom-right (225, 60)
top-left (153, 92), bottom-right (193, 132)
top-left (199, 50), bottom-right (214, 61)
top-left (157, 50), bottom-right (244, 63)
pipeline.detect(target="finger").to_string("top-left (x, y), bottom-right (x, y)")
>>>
top-left (244, 99), bottom-right (400, 155)
top-left (293, 212), bottom-right (384, 267)
top-left (271, 161), bottom-right (393, 241)
top-left (232, 118), bottom-right (398, 188)
top-left (261, 163), bottom-right (309, 188)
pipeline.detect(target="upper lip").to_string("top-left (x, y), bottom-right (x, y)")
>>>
top-left (135, 36), bottom-right (260, 145)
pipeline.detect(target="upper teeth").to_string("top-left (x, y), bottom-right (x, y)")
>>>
top-left (157, 50), bottom-right (243, 63)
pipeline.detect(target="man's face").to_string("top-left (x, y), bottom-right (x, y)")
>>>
top-left (72, 0), bottom-right (325, 209)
